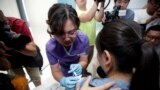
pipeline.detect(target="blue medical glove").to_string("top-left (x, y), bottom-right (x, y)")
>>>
top-left (68, 63), bottom-right (82, 75)
top-left (60, 76), bottom-right (78, 89)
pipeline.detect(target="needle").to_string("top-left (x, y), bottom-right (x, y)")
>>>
top-left (73, 72), bottom-right (77, 76)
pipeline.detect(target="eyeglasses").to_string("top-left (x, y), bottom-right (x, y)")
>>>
top-left (55, 29), bottom-right (77, 38)
top-left (145, 35), bottom-right (160, 42)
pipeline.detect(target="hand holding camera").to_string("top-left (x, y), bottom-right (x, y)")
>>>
top-left (103, 5), bottom-right (121, 24)
top-left (94, 0), bottom-right (105, 2)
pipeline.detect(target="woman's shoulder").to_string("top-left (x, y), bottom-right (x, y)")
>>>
top-left (46, 38), bottom-right (59, 51)
top-left (90, 77), bottom-right (129, 90)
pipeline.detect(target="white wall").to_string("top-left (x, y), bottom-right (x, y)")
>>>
top-left (0, 0), bottom-right (20, 17)
top-left (24, 0), bottom-right (57, 68)
top-left (128, 0), bottom-right (147, 9)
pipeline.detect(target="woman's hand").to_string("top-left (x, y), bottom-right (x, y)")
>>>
top-left (76, 76), bottom-right (120, 90)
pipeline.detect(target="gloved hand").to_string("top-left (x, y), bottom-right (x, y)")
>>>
top-left (68, 63), bottom-right (82, 75)
top-left (60, 76), bottom-right (79, 89)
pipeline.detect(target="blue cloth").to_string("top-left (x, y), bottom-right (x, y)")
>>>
top-left (46, 31), bottom-right (89, 76)
top-left (79, 77), bottom-right (129, 90)
top-left (120, 9), bottom-right (135, 21)
top-left (58, 0), bottom-right (76, 9)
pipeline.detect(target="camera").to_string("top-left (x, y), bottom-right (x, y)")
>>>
top-left (94, 0), bottom-right (105, 2)
top-left (103, 5), bottom-right (121, 24)
top-left (0, 20), bottom-right (31, 50)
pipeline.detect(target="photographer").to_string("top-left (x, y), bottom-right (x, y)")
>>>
top-left (0, 10), bottom-right (41, 90)
top-left (146, 0), bottom-right (160, 24)
top-left (114, 0), bottom-right (134, 20)
top-left (102, 0), bottom-right (134, 23)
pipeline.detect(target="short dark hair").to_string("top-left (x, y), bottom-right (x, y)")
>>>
top-left (46, 3), bottom-right (80, 35)
top-left (114, 0), bottom-right (130, 3)
top-left (145, 18), bottom-right (160, 33)
top-left (96, 19), bottom-right (142, 73)
top-left (96, 19), bottom-right (159, 90)
top-left (145, 25), bottom-right (160, 34)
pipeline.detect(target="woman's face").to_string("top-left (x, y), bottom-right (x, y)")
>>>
top-left (55, 19), bottom-right (77, 47)
top-left (115, 0), bottom-right (129, 10)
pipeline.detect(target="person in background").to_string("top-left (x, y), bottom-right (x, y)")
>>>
top-left (144, 18), bottom-right (160, 46)
top-left (46, 3), bottom-right (90, 90)
top-left (58, 0), bottom-right (76, 9)
top-left (103, 0), bottom-right (134, 23)
top-left (75, 0), bottom-right (105, 68)
top-left (114, 0), bottom-right (134, 20)
top-left (77, 19), bottom-right (159, 90)
top-left (146, 0), bottom-right (160, 24)
top-left (143, 18), bottom-right (160, 89)
top-left (138, 0), bottom-right (160, 35)
top-left (0, 10), bottom-right (41, 89)
top-left (144, 1), bottom-right (160, 88)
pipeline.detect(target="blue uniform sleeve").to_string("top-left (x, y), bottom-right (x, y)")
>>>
top-left (81, 35), bottom-right (90, 55)
top-left (46, 40), bottom-right (58, 65)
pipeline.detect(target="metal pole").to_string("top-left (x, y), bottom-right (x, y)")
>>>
top-left (16, 0), bottom-right (29, 25)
